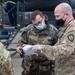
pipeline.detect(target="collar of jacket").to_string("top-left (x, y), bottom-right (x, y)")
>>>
top-left (57, 19), bottom-right (75, 38)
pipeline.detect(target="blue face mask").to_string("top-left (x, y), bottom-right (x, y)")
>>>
top-left (35, 22), bottom-right (45, 30)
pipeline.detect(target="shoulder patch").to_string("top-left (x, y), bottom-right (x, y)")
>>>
top-left (67, 34), bottom-right (74, 42)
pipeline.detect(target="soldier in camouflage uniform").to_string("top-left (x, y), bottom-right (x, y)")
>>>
top-left (0, 42), bottom-right (15, 75)
top-left (31, 3), bottom-right (75, 75)
top-left (16, 10), bottom-right (58, 75)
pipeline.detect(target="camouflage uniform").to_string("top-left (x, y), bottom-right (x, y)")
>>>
top-left (18, 21), bottom-right (58, 75)
top-left (0, 42), bottom-right (15, 75)
top-left (38, 20), bottom-right (75, 75)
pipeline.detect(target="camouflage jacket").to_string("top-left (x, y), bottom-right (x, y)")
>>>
top-left (0, 42), bottom-right (15, 75)
top-left (39, 20), bottom-right (75, 75)
top-left (18, 21), bottom-right (58, 46)
top-left (18, 21), bottom-right (58, 74)
top-left (18, 21), bottom-right (58, 59)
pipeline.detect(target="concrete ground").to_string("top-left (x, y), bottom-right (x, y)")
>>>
top-left (7, 31), bottom-right (23, 75)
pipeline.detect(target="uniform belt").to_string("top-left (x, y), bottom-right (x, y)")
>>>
top-left (7, 1), bottom-right (16, 4)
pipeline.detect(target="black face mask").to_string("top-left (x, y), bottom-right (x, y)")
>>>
top-left (55, 19), bottom-right (65, 26)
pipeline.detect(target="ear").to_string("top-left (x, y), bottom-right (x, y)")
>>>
top-left (43, 16), bottom-right (45, 19)
top-left (43, 14), bottom-right (48, 20)
top-left (65, 12), bottom-right (69, 17)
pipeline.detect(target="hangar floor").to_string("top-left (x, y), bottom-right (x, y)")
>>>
top-left (8, 31), bottom-right (23, 75)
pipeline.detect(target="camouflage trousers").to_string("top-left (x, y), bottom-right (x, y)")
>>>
top-left (0, 55), bottom-right (15, 75)
top-left (21, 58), bottom-right (55, 75)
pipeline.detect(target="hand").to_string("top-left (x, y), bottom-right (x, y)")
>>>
top-left (22, 44), bottom-right (29, 47)
top-left (16, 47), bottom-right (23, 54)
top-left (32, 45), bottom-right (40, 53)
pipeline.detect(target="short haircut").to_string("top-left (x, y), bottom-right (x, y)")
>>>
top-left (30, 10), bottom-right (43, 20)
top-left (61, 3), bottom-right (72, 14)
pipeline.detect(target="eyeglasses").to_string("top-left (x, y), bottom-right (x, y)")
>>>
top-left (34, 20), bottom-right (42, 26)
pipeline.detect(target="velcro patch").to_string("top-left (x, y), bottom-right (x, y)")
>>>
top-left (67, 34), bottom-right (74, 42)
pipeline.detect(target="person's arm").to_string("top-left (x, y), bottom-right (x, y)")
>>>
top-left (0, 43), bottom-right (15, 75)
top-left (17, 29), bottom-right (28, 47)
top-left (17, 26), bottom-right (28, 57)
top-left (17, 31), bottom-right (28, 57)
top-left (32, 43), bottom-right (75, 60)
top-left (32, 29), bottom-right (75, 60)
top-left (17, 24), bottom-right (33, 47)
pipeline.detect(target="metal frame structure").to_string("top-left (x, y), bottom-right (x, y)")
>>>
top-left (0, 1), bottom-right (24, 57)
